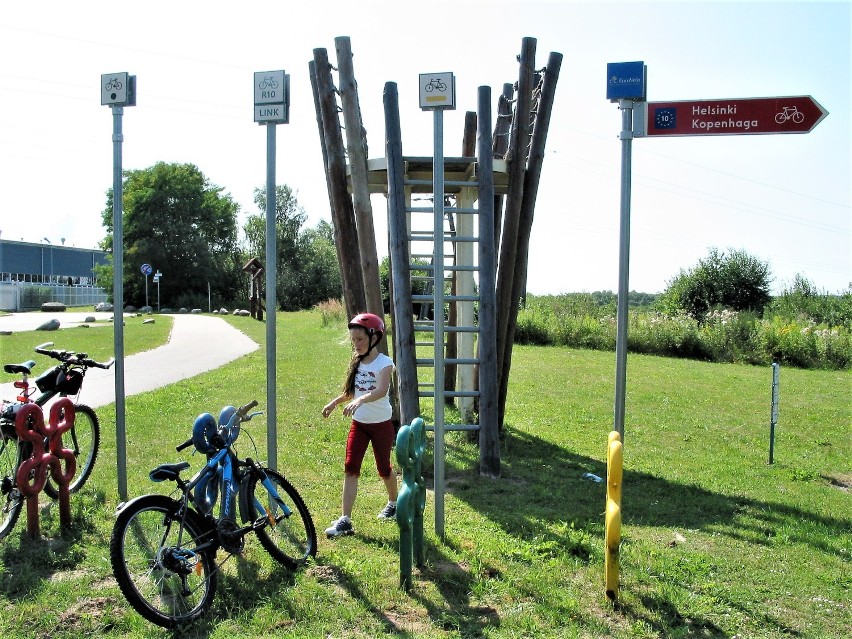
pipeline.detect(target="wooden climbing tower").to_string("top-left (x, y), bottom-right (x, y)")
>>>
top-left (310, 36), bottom-right (562, 482)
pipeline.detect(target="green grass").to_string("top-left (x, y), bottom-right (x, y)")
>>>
top-left (1, 310), bottom-right (849, 638)
top-left (0, 312), bottom-right (174, 366)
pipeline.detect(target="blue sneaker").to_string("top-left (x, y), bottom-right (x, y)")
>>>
top-left (325, 516), bottom-right (354, 538)
top-left (377, 503), bottom-right (396, 520)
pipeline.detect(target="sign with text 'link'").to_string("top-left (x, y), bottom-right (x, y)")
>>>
top-left (641, 96), bottom-right (828, 137)
top-left (254, 70), bottom-right (289, 123)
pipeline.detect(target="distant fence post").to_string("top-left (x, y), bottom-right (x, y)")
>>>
top-left (769, 362), bottom-right (780, 464)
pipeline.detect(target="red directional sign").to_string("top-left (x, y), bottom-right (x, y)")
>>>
top-left (642, 95), bottom-right (828, 137)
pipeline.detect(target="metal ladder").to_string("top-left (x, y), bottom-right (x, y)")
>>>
top-left (403, 159), bottom-right (483, 432)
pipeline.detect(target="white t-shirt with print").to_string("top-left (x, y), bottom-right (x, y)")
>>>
top-left (353, 352), bottom-right (394, 423)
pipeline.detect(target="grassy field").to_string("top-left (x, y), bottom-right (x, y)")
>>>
top-left (0, 310), bottom-right (849, 638)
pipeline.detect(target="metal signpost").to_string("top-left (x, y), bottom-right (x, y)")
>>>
top-left (153, 270), bottom-right (162, 312)
top-left (606, 61), bottom-right (646, 442)
top-left (141, 263), bottom-right (152, 308)
top-left (101, 71), bottom-right (136, 500)
top-left (607, 63), bottom-right (828, 444)
top-left (254, 70), bottom-right (289, 471)
top-left (419, 71), bottom-right (455, 539)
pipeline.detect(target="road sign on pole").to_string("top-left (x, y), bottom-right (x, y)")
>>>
top-left (640, 95), bottom-right (828, 137)
top-left (254, 70), bottom-right (289, 124)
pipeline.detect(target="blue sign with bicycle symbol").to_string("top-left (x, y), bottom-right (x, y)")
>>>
top-left (140, 263), bottom-right (153, 276)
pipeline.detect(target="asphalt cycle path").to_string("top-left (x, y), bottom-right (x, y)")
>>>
top-left (0, 313), bottom-right (260, 409)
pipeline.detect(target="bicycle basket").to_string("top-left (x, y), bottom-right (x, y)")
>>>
top-left (35, 366), bottom-right (83, 394)
top-left (1, 403), bottom-right (25, 438)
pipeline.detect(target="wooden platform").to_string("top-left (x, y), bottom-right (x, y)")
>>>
top-left (349, 156), bottom-right (510, 196)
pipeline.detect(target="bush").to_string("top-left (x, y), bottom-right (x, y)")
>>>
top-left (513, 294), bottom-right (851, 370)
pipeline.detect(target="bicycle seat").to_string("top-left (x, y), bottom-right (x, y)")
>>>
top-left (4, 360), bottom-right (36, 375)
top-left (149, 461), bottom-right (191, 482)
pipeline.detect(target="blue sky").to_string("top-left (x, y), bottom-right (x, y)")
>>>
top-left (1, 0), bottom-right (849, 294)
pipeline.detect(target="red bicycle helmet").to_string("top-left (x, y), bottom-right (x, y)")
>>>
top-left (348, 313), bottom-right (385, 340)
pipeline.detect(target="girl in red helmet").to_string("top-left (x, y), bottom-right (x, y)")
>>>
top-left (322, 312), bottom-right (397, 537)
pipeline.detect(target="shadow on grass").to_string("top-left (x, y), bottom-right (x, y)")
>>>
top-left (322, 532), bottom-right (508, 638)
top-left (443, 426), bottom-right (848, 556)
top-left (437, 426), bottom-right (848, 637)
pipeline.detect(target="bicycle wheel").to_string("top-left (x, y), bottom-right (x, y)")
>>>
top-left (110, 495), bottom-right (218, 629)
top-left (44, 403), bottom-right (100, 498)
top-left (239, 467), bottom-right (317, 569)
top-left (0, 436), bottom-right (27, 540)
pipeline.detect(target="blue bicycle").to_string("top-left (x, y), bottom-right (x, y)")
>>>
top-left (109, 400), bottom-right (317, 629)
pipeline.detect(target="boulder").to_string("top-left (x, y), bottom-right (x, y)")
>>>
top-left (36, 319), bottom-right (61, 331)
top-left (41, 302), bottom-right (66, 312)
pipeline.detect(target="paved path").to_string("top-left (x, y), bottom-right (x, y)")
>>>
top-left (0, 313), bottom-right (260, 408)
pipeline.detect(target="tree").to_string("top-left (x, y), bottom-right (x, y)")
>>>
top-left (659, 247), bottom-right (772, 319)
top-left (292, 220), bottom-right (342, 308)
top-left (100, 162), bottom-right (241, 309)
top-left (243, 186), bottom-right (342, 310)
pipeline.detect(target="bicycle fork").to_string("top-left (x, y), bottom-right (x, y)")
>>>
top-left (246, 461), bottom-right (292, 528)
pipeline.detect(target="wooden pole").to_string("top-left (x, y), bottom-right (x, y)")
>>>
top-left (384, 82), bottom-right (421, 425)
top-left (492, 83), bottom-right (514, 254)
top-left (312, 47), bottom-right (366, 318)
top-left (335, 37), bottom-right (386, 337)
top-left (477, 85), bottom-right (500, 478)
top-left (498, 51), bottom-right (563, 428)
top-left (495, 37), bottom-right (536, 428)
top-left (308, 60), bottom-right (346, 299)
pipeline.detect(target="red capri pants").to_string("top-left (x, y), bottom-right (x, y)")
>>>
top-left (344, 419), bottom-right (394, 478)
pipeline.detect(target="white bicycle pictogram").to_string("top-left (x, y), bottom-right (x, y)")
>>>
top-left (775, 106), bottom-right (805, 124)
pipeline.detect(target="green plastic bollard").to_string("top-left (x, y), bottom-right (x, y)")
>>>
top-left (396, 417), bottom-right (426, 590)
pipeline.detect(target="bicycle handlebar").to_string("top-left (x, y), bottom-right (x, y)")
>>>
top-left (175, 400), bottom-right (262, 453)
top-left (34, 343), bottom-right (115, 370)
top-left (237, 399), bottom-right (259, 417)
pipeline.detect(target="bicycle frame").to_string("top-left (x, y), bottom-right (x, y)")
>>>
top-left (167, 408), bottom-right (293, 549)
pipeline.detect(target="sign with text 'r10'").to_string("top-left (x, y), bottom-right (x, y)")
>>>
top-left (254, 70), bottom-right (289, 124)
top-left (641, 95), bottom-right (828, 137)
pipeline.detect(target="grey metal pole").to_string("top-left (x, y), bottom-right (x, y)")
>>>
top-left (112, 105), bottom-right (128, 500)
top-left (433, 108), bottom-right (446, 539)
top-left (769, 362), bottom-right (780, 464)
top-left (265, 122), bottom-right (278, 471)
top-left (613, 99), bottom-right (634, 441)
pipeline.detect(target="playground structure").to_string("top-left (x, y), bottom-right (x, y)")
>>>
top-left (310, 36), bottom-right (562, 479)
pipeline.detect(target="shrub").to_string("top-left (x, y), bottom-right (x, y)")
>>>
top-left (315, 298), bottom-right (346, 328)
top-left (513, 294), bottom-right (851, 370)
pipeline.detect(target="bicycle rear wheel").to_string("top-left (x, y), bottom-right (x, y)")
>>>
top-left (44, 403), bottom-right (100, 498)
top-left (0, 435), bottom-right (27, 540)
top-left (240, 467), bottom-right (317, 569)
top-left (110, 495), bottom-right (218, 629)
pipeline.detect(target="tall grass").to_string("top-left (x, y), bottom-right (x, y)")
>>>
top-left (516, 294), bottom-right (852, 369)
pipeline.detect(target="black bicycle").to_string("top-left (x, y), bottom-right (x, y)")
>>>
top-left (110, 400), bottom-right (317, 629)
top-left (0, 342), bottom-right (113, 539)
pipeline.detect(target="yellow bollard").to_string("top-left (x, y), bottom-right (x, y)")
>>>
top-left (605, 432), bottom-right (623, 600)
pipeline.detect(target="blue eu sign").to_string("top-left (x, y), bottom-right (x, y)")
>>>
top-left (607, 61), bottom-right (646, 101)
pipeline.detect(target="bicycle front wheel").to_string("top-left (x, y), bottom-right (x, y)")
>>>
top-left (110, 495), bottom-right (218, 629)
top-left (44, 403), bottom-right (100, 498)
top-left (240, 468), bottom-right (317, 569)
top-left (0, 436), bottom-right (27, 540)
